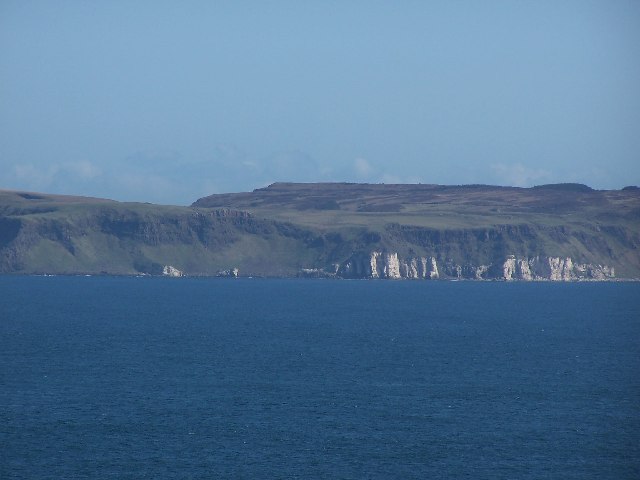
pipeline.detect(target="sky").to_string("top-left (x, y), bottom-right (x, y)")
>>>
top-left (1, 1), bottom-right (639, 205)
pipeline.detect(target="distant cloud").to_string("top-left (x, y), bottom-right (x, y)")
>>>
top-left (241, 160), bottom-right (259, 169)
top-left (563, 166), bottom-right (616, 190)
top-left (64, 161), bottom-right (102, 179)
top-left (116, 172), bottom-right (172, 194)
top-left (103, 147), bottom-right (334, 202)
top-left (349, 157), bottom-right (423, 185)
top-left (490, 163), bottom-right (552, 187)
top-left (12, 163), bottom-right (57, 189)
top-left (11, 161), bottom-right (102, 190)
top-left (263, 150), bottom-right (325, 183)
top-left (354, 157), bottom-right (374, 179)
top-left (5, 148), bottom-right (432, 204)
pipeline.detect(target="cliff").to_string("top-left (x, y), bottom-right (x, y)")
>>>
top-left (193, 182), bottom-right (640, 278)
top-left (1, 183), bottom-right (639, 279)
top-left (0, 190), bottom-right (326, 276)
top-left (335, 251), bottom-right (614, 281)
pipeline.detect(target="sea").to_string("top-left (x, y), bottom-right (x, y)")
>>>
top-left (1, 276), bottom-right (639, 479)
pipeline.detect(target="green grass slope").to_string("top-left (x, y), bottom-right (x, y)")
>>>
top-left (0, 189), bottom-right (330, 276)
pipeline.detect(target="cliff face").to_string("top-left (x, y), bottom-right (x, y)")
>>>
top-left (1, 184), bottom-right (639, 278)
top-left (336, 251), bottom-right (615, 281)
top-left (0, 196), bottom-right (326, 276)
top-left (501, 255), bottom-right (614, 281)
top-left (339, 252), bottom-right (439, 279)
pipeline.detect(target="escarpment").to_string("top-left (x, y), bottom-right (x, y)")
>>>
top-left (1, 183), bottom-right (639, 278)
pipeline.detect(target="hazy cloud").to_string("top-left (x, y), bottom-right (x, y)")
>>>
top-left (348, 158), bottom-right (423, 185)
top-left (64, 161), bottom-right (102, 179)
top-left (11, 161), bottom-right (103, 191)
top-left (490, 163), bottom-right (552, 187)
top-left (12, 164), bottom-right (58, 189)
top-left (0, 151), bottom-right (618, 207)
top-left (263, 150), bottom-right (325, 183)
top-left (354, 158), bottom-right (374, 179)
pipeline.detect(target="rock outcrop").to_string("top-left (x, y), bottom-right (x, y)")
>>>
top-left (399, 256), bottom-right (440, 279)
top-left (337, 252), bottom-right (614, 281)
top-left (501, 255), bottom-right (614, 281)
top-left (217, 267), bottom-right (239, 278)
top-left (338, 251), bottom-right (402, 279)
top-left (162, 265), bottom-right (183, 277)
top-left (339, 252), bottom-right (438, 279)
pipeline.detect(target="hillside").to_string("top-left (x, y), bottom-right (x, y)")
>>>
top-left (0, 189), bottom-right (325, 276)
top-left (1, 183), bottom-right (639, 279)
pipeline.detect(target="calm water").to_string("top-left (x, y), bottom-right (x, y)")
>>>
top-left (1, 277), bottom-right (639, 479)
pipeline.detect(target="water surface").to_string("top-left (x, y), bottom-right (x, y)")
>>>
top-left (1, 277), bottom-right (639, 478)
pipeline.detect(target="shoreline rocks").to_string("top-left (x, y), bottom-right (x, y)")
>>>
top-left (162, 265), bottom-right (184, 277)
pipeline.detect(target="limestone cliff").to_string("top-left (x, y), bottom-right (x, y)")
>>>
top-left (399, 256), bottom-right (440, 280)
top-left (339, 251), bottom-right (401, 279)
top-left (336, 252), bottom-right (614, 281)
top-left (501, 255), bottom-right (614, 281)
top-left (338, 252), bottom-right (433, 279)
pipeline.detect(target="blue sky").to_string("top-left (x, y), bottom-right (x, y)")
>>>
top-left (1, 1), bottom-right (639, 204)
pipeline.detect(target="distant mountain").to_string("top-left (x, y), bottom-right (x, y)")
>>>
top-left (1, 183), bottom-right (639, 279)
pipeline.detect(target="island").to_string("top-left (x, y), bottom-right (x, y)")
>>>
top-left (1, 182), bottom-right (639, 280)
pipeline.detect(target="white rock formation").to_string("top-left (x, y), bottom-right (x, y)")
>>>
top-left (162, 265), bottom-right (183, 277)
top-left (501, 256), bottom-right (614, 281)
top-left (503, 255), bottom-right (517, 280)
top-left (403, 258), bottom-right (419, 279)
top-left (383, 252), bottom-right (401, 279)
top-left (399, 256), bottom-right (440, 279)
top-left (217, 267), bottom-right (239, 278)
top-left (362, 251), bottom-right (402, 279)
top-left (518, 259), bottom-right (533, 280)
top-left (369, 252), bottom-right (381, 278)
top-left (427, 257), bottom-right (439, 279)
top-left (503, 256), bottom-right (534, 281)
top-left (339, 252), bottom-right (614, 281)
top-left (475, 265), bottom-right (489, 280)
top-left (546, 256), bottom-right (574, 281)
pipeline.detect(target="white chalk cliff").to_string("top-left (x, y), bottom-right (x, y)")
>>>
top-left (339, 252), bottom-right (439, 279)
top-left (337, 252), bottom-right (614, 281)
top-left (501, 255), bottom-right (614, 281)
top-left (162, 265), bottom-right (184, 277)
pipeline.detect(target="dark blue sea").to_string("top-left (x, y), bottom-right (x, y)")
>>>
top-left (1, 277), bottom-right (639, 479)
